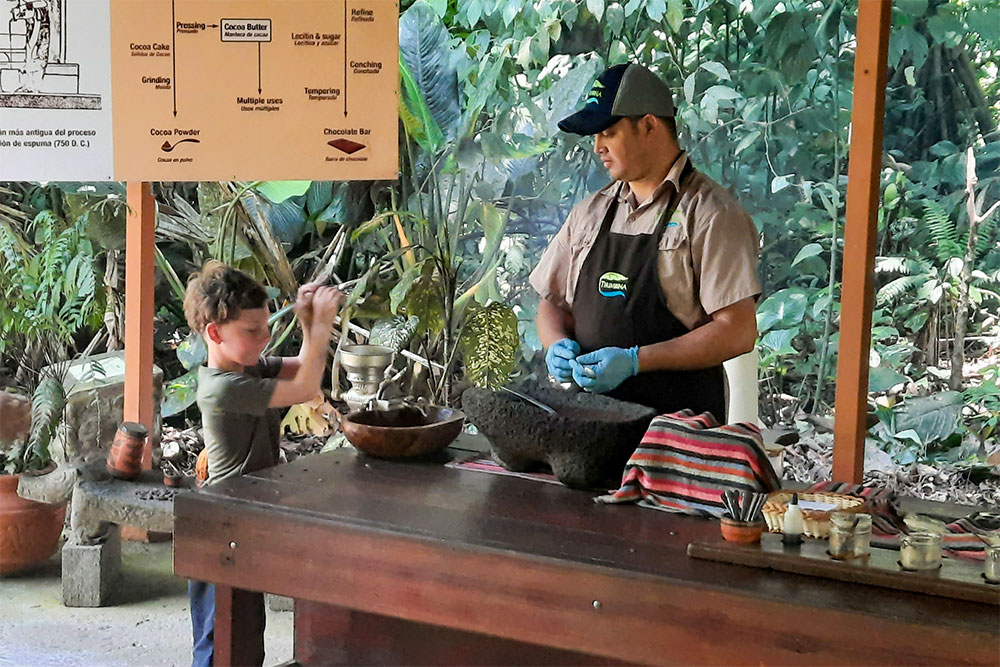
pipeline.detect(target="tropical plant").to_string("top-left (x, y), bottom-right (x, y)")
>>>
top-left (0, 365), bottom-right (67, 474)
top-left (0, 184), bottom-right (108, 391)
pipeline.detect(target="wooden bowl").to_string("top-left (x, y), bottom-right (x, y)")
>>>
top-left (720, 517), bottom-right (765, 544)
top-left (340, 406), bottom-right (464, 458)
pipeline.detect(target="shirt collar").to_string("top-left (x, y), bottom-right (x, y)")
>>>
top-left (599, 151), bottom-right (688, 209)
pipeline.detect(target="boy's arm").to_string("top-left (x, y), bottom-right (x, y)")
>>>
top-left (274, 280), bottom-right (323, 380)
top-left (268, 287), bottom-right (341, 407)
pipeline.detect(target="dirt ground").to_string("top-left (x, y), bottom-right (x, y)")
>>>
top-left (0, 540), bottom-right (293, 666)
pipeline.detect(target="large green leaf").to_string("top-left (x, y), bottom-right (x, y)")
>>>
top-left (241, 193), bottom-right (308, 246)
top-left (176, 332), bottom-right (208, 370)
top-left (399, 1), bottom-right (461, 140)
top-left (162, 368), bottom-right (199, 418)
top-left (756, 288), bottom-right (809, 332)
top-left (868, 366), bottom-right (908, 393)
top-left (369, 315), bottom-right (419, 352)
top-left (399, 57), bottom-right (446, 153)
top-left (459, 303), bottom-right (519, 390)
top-left (892, 392), bottom-right (963, 445)
top-left (759, 328), bottom-right (797, 357)
top-left (545, 58), bottom-right (601, 134)
top-left (305, 182), bottom-right (334, 217)
top-left (254, 181), bottom-right (311, 203)
top-left (401, 262), bottom-right (445, 335)
top-left (389, 260), bottom-right (426, 314)
top-left (791, 242), bottom-right (823, 266)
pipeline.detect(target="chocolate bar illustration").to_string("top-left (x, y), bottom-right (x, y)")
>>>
top-left (327, 138), bottom-right (366, 154)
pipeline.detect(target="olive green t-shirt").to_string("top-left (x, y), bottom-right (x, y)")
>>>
top-left (197, 357), bottom-right (282, 486)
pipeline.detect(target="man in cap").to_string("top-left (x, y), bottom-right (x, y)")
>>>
top-left (530, 63), bottom-right (760, 420)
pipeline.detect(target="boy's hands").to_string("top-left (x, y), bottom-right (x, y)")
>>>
top-left (296, 282), bottom-right (322, 328)
top-left (311, 286), bottom-right (344, 329)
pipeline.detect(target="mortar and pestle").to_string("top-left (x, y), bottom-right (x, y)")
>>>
top-left (462, 383), bottom-right (657, 489)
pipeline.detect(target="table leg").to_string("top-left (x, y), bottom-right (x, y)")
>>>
top-left (214, 585), bottom-right (265, 666)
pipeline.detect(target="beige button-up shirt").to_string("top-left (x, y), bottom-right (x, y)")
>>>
top-left (529, 152), bottom-right (761, 331)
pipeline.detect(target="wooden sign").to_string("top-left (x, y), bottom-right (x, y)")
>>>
top-left (0, 0), bottom-right (399, 181)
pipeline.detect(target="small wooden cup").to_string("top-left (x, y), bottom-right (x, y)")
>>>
top-left (720, 517), bottom-right (765, 544)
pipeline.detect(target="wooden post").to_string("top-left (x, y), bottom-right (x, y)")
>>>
top-left (124, 182), bottom-right (156, 469)
top-left (832, 0), bottom-right (892, 483)
top-left (214, 586), bottom-right (266, 667)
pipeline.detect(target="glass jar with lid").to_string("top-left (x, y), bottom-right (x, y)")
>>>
top-left (900, 531), bottom-right (943, 571)
top-left (829, 512), bottom-right (872, 560)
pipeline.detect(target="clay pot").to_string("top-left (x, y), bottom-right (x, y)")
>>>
top-left (0, 474), bottom-right (66, 575)
top-left (106, 422), bottom-right (147, 480)
top-left (720, 517), bottom-right (765, 544)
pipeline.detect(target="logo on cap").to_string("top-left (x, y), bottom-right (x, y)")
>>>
top-left (598, 271), bottom-right (628, 299)
top-left (585, 80), bottom-right (605, 106)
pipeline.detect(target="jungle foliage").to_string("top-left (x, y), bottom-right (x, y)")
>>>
top-left (1, 0), bottom-right (998, 462)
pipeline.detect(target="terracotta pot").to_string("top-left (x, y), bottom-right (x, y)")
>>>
top-left (0, 474), bottom-right (66, 575)
top-left (720, 517), bottom-right (765, 544)
top-left (106, 422), bottom-right (147, 480)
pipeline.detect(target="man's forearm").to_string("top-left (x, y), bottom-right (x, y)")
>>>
top-left (636, 299), bottom-right (757, 372)
top-left (536, 298), bottom-right (576, 348)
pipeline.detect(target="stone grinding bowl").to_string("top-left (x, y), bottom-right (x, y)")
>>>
top-left (340, 405), bottom-right (465, 459)
top-left (462, 385), bottom-right (657, 489)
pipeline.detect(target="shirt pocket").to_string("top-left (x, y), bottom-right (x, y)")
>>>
top-left (656, 228), bottom-right (697, 320)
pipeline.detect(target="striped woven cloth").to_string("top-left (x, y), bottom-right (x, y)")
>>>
top-left (808, 481), bottom-right (999, 561)
top-left (596, 410), bottom-right (781, 517)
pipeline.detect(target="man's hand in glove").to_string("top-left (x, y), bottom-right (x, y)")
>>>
top-left (570, 346), bottom-right (640, 393)
top-left (544, 338), bottom-right (581, 383)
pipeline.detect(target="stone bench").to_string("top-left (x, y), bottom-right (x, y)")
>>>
top-left (20, 465), bottom-right (184, 607)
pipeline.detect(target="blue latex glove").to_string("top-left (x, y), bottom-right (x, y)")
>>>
top-left (570, 346), bottom-right (640, 393)
top-left (545, 338), bottom-right (581, 383)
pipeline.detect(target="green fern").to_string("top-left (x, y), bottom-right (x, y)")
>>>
top-left (923, 200), bottom-right (963, 264)
top-left (874, 255), bottom-right (931, 276)
top-left (975, 212), bottom-right (998, 261)
top-left (0, 209), bottom-right (105, 354)
top-left (876, 274), bottom-right (928, 305)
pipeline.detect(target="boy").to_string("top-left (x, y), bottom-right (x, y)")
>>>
top-left (182, 261), bottom-right (342, 667)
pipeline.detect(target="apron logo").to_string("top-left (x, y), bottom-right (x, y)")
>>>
top-left (598, 272), bottom-right (628, 299)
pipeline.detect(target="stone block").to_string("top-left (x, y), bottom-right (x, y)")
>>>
top-left (266, 593), bottom-right (294, 612)
top-left (48, 352), bottom-right (163, 465)
top-left (62, 529), bottom-right (121, 607)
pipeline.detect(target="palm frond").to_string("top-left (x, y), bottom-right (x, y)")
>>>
top-left (27, 372), bottom-right (67, 468)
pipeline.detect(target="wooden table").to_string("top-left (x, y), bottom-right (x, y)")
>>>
top-left (173, 447), bottom-right (999, 666)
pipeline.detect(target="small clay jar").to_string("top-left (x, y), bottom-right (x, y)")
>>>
top-left (720, 517), bottom-right (765, 544)
top-left (106, 422), bottom-right (147, 480)
top-left (163, 471), bottom-right (183, 488)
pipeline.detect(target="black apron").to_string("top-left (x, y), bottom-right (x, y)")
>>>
top-left (572, 163), bottom-right (726, 420)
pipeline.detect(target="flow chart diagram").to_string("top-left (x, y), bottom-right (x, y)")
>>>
top-left (110, 0), bottom-right (399, 181)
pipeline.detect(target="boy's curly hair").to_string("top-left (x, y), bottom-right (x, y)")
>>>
top-left (183, 261), bottom-right (268, 333)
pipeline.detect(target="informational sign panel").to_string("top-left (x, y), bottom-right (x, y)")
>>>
top-left (0, 0), bottom-right (399, 181)
top-left (0, 0), bottom-right (115, 180)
